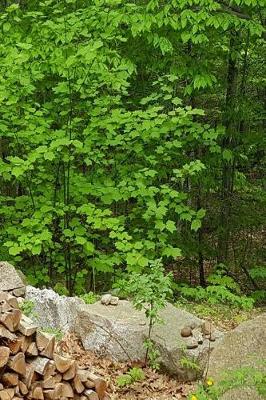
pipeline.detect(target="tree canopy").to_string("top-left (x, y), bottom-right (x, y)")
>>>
top-left (0, 0), bottom-right (265, 304)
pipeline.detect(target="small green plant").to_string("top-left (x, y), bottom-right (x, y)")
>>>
top-left (116, 367), bottom-right (145, 388)
top-left (20, 299), bottom-right (37, 318)
top-left (79, 291), bottom-right (99, 304)
top-left (143, 339), bottom-right (160, 370)
top-left (180, 356), bottom-right (201, 372)
top-left (114, 259), bottom-right (172, 368)
top-left (53, 283), bottom-right (69, 296)
top-left (41, 327), bottom-right (64, 341)
top-left (188, 364), bottom-right (266, 399)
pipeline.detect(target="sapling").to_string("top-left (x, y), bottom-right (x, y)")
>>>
top-left (115, 258), bottom-right (173, 367)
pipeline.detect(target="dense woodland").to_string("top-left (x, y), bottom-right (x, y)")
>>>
top-left (0, 0), bottom-right (265, 308)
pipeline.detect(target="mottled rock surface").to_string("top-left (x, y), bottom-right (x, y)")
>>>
top-left (0, 261), bottom-right (26, 292)
top-left (207, 313), bottom-right (266, 400)
top-left (25, 286), bottom-right (84, 332)
top-left (74, 300), bottom-right (223, 379)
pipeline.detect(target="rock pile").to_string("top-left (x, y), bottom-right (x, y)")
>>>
top-left (0, 290), bottom-right (107, 400)
top-left (100, 295), bottom-right (119, 306)
top-left (180, 321), bottom-right (216, 349)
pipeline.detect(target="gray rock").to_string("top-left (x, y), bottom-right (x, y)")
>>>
top-left (110, 296), bottom-right (119, 306)
top-left (193, 329), bottom-right (204, 344)
top-left (74, 300), bottom-right (222, 379)
top-left (207, 313), bottom-right (266, 400)
top-left (185, 337), bottom-right (198, 349)
top-left (189, 321), bottom-right (197, 330)
top-left (209, 332), bottom-right (217, 342)
top-left (13, 286), bottom-right (26, 297)
top-left (25, 286), bottom-right (84, 332)
top-left (201, 320), bottom-right (213, 335)
top-left (0, 261), bottom-right (26, 292)
top-left (100, 294), bottom-right (112, 305)
top-left (181, 326), bottom-right (192, 337)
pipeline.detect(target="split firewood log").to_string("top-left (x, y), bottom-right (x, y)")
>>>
top-left (18, 315), bottom-right (37, 336)
top-left (85, 372), bottom-right (107, 400)
top-left (20, 335), bottom-right (32, 353)
top-left (18, 380), bottom-right (28, 396)
top-left (42, 376), bottom-right (57, 390)
top-left (22, 364), bottom-right (36, 388)
top-left (7, 352), bottom-right (26, 376)
top-left (0, 388), bottom-right (15, 400)
top-left (53, 354), bottom-right (72, 373)
top-left (63, 360), bottom-right (76, 380)
top-left (29, 357), bottom-right (51, 376)
top-left (0, 346), bottom-right (10, 368)
top-left (9, 336), bottom-right (24, 355)
top-left (0, 300), bottom-right (12, 314)
top-left (72, 374), bottom-right (85, 394)
top-left (0, 325), bottom-right (17, 341)
top-left (36, 332), bottom-right (55, 359)
top-left (43, 360), bottom-right (56, 380)
top-left (0, 308), bottom-right (22, 332)
top-left (26, 342), bottom-right (39, 357)
top-left (1, 372), bottom-right (19, 387)
top-left (83, 389), bottom-right (99, 400)
top-left (30, 384), bottom-right (44, 400)
top-left (43, 389), bottom-right (55, 400)
top-left (0, 293), bottom-right (19, 310)
top-left (60, 382), bottom-right (74, 398)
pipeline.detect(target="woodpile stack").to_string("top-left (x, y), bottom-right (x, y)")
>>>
top-left (0, 291), bottom-right (107, 400)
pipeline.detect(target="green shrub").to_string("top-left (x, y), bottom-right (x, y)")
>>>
top-left (41, 327), bottom-right (64, 342)
top-left (20, 299), bottom-right (36, 317)
top-left (116, 367), bottom-right (145, 388)
top-left (53, 283), bottom-right (69, 297)
top-left (188, 363), bottom-right (266, 399)
top-left (79, 292), bottom-right (99, 304)
top-left (174, 268), bottom-right (254, 311)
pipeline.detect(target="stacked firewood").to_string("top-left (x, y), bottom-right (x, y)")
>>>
top-left (0, 291), bottom-right (107, 400)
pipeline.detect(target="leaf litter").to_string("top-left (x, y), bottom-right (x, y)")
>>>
top-left (58, 332), bottom-right (196, 400)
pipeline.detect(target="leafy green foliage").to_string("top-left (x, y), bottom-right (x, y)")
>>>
top-left (174, 268), bottom-right (255, 310)
top-left (41, 327), bottom-right (63, 342)
top-left (115, 259), bottom-right (172, 367)
top-left (116, 367), bottom-right (145, 388)
top-left (79, 292), bottom-right (99, 305)
top-left (180, 356), bottom-right (201, 372)
top-left (54, 283), bottom-right (69, 297)
top-left (189, 362), bottom-right (266, 399)
top-left (19, 300), bottom-right (36, 318)
top-left (115, 259), bottom-right (173, 325)
top-left (143, 339), bottom-right (160, 371)
top-left (0, 0), bottom-right (265, 308)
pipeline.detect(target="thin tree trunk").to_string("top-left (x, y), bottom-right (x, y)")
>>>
top-left (217, 32), bottom-right (239, 264)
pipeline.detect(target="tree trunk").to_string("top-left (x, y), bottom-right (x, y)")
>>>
top-left (217, 32), bottom-right (239, 264)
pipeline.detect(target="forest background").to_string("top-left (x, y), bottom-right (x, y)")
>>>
top-left (0, 0), bottom-right (265, 311)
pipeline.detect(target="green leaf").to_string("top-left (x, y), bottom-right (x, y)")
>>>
top-left (84, 242), bottom-right (95, 254)
top-left (76, 236), bottom-right (86, 245)
top-left (223, 149), bottom-right (233, 162)
top-left (165, 220), bottom-right (176, 233)
top-left (191, 219), bottom-right (202, 231)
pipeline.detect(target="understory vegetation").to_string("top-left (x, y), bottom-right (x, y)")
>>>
top-left (0, 0), bottom-right (265, 322)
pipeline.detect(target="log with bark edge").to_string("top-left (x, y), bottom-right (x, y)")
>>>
top-left (0, 346), bottom-right (10, 368)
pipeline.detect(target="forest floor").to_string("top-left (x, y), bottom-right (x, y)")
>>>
top-left (58, 304), bottom-right (264, 400)
top-left (59, 332), bottom-right (196, 400)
